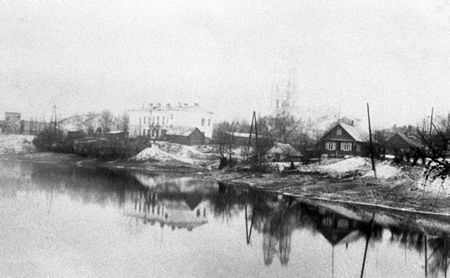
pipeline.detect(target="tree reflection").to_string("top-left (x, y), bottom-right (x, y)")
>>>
top-left (3, 160), bottom-right (450, 276)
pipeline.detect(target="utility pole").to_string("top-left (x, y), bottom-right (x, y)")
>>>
top-left (367, 103), bottom-right (377, 179)
top-left (429, 107), bottom-right (434, 136)
top-left (246, 111), bottom-right (261, 169)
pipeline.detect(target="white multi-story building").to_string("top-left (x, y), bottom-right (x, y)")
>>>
top-left (128, 103), bottom-right (214, 139)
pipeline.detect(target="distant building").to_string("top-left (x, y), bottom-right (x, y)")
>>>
top-left (128, 103), bottom-right (213, 140)
top-left (3, 112), bottom-right (21, 134)
top-left (271, 68), bottom-right (297, 115)
top-left (265, 143), bottom-right (302, 161)
top-left (58, 113), bottom-right (120, 135)
top-left (20, 120), bottom-right (46, 135)
top-left (319, 122), bottom-right (366, 158)
top-left (105, 131), bottom-right (129, 141)
top-left (164, 127), bottom-right (205, 145)
top-left (384, 132), bottom-right (423, 156)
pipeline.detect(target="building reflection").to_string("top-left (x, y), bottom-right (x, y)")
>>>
top-left (2, 160), bottom-right (450, 276)
top-left (239, 188), bottom-right (450, 276)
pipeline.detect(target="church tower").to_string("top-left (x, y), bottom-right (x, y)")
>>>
top-left (272, 68), bottom-right (298, 115)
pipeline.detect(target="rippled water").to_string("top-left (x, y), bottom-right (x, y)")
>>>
top-left (0, 160), bottom-right (449, 277)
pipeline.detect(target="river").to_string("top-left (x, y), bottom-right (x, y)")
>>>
top-left (0, 159), bottom-right (448, 277)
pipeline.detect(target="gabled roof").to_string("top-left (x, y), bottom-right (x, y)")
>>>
top-left (266, 143), bottom-right (302, 156)
top-left (339, 123), bottom-right (364, 142)
top-left (391, 132), bottom-right (422, 148)
top-left (320, 122), bottom-right (366, 142)
top-left (165, 126), bottom-right (202, 137)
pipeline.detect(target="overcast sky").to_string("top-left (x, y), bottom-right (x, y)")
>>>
top-left (0, 0), bottom-right (449, 128)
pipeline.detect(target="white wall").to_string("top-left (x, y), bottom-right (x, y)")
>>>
top-left (128, 105), bottom-right (214, 138)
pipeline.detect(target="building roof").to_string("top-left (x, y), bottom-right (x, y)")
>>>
top-left (165, 126), bottom-right (202, 137)
top-left (107, 130), bottom-right (127, 134)
top-left (339, 123), bottom-right (364, 142)
top-left (320, 122), bottom-right (366, 142)
top-left (392, 132), bottom-right (423, 148)
top-left (266, 143), bottom-right (302, 156)
top-left (129, 103), bottom-right (213, 115)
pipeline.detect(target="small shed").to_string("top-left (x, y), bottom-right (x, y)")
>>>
top-left (265, 143), bottom-right (302, 161)
top-left (106, 131), bottom-right (129, 141)
top-left (165, 127), bottom-right (205, 145)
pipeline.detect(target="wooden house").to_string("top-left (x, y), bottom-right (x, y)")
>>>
top-left (384, 132), bottom-right (423, 156)
top-left (319, 123), bottom-right (366, 158)
top-left (164, 127), bottom-right (205, 145)
top-left (265, 143), bottom-right (302, 162)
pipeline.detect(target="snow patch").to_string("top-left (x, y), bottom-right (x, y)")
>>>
top-left (134, 145), bottom-right (194, 164)
top-left (418, 176), bottom-right (450, 195)
top-left (0, 134), bottom-right (35, 154)
top-left (363, 161), bottom-right (403, 179)
top-left (306, 157), bottom-right (403, 179)
top-left (133, 141), bottom-right (218, 165)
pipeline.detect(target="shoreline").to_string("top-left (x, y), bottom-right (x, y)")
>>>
top-left (2, 151), bottom-right (450, 215)
top-left (213, 168), bottom-right (450, 215)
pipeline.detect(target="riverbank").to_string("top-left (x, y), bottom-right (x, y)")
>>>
top-left (213, 157), bottom-right (450, 215)
top-left (0, 152), bottom-right (212, 177)
top-left (2, 134), bottom-right (449, 215)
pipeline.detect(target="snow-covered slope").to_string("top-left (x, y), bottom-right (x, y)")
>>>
top-left (0, 135), bottom-right (35, 154)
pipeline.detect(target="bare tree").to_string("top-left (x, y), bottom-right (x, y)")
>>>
top-left (416, 114), bottom-right (450, 186)
top-left (120, 113), bottom-right (129, 132)
top-left (101, 110), bottom-right (114, 134)
top-left (212, 121), bottom-right (239, 168)
top-left (260, 112), bottom-right (303, 144)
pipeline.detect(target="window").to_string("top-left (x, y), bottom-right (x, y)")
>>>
top-left (139, 117), bottom-right (142, 125)
top-left (341, 142), bottom-right (352, 151)
top-left (208, 119), bottom-right (211, 127)
top-left (162, 116), bottom-right (165, 125)
top-left (325, 142), bottom-right (336, 151)
top-left (201, 118), bottom-right (205, 126)
top-left (337, 219), bottom-right (349, 228)
top-left (157, 116), bottom-right (159, 125)
top-left (337, 128), bottom-right (342, 136)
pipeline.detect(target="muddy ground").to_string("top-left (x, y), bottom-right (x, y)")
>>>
top-left (213, 169), bottom-right (450, 215)
top-left (3, 152), bottom-right (449, 214)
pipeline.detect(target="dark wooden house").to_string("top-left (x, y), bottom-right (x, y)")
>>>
top-left (384, 132), bottom-right (423, 155)
top-left (164, 127), bottom-right (205, 145)
top-left (105, 131), bottom-right (129, 141)
top-left (319, 123), bottom-right (365, 158)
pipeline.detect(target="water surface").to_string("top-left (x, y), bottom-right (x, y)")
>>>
top-left (0, 160), bottom-right (449, 277)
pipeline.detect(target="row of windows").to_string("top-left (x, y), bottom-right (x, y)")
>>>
top-left (201, 118), bottom-right (211, 127)
top-left (325, 142), bottom-right (361, 152)
top-left (139, 114), bottom-right (174, 126)
top-left (139, 115), bottom-right (212, 128)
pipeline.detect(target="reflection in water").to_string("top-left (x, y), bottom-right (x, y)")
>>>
top-left (1, 160), bottom-right (450, 277)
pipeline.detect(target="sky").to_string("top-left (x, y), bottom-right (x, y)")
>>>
top-left (0, 0), bottom-right (449, 129)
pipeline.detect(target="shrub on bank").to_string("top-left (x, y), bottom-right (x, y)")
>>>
top-left (33, 129), bottom-right (149, 160)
